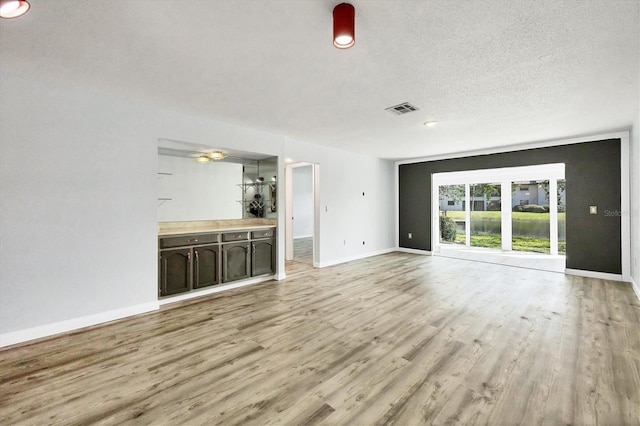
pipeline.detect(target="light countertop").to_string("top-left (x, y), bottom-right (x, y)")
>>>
top-left (158, 219), bottom-right (276, 236)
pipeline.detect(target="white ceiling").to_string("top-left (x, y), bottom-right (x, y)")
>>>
top-left (1, 0), bottom-right (638, 160)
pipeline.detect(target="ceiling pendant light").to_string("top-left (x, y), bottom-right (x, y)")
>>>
top-left (0, 0), bottom-right (30, 19)
top-left (209, 151), bottom-right (227, 160)
top-left (333, 3), bottom-right (355, 49)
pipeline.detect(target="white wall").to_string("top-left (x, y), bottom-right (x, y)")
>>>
top-left (0, 71), bottom-right (283, 344)
top-left (0, 71), bottom-right (396, 345)
top-left (157, 155), bottom-right (242, 222)
top-left (292, 166), bottom-right (313, 238)
top-left (632, 60), bottom-right (640, 296)
top-left (631, 114), bottom-right (640, 295)
top-left (285, 138), bottom-right (396, 267)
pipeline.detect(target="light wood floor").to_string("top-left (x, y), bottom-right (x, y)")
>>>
top-left (1, 253), bottom-right (639, 425)
top-left (293, 237), bottom-right (314, 266)
top-left (285, 237), bottom-right (315, 275)
top-left (438, 244), bottom-right (566, 274)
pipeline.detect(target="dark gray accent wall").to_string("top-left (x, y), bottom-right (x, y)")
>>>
top-left (398, 139), bottom-right (622, 274)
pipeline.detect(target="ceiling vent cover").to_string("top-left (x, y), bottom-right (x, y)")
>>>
top-left (385, 102), bottom-right (419, 115)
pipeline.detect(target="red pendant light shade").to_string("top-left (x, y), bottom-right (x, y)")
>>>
top-left (333, 3), bottom-right (355, 49)
top-left (0, 0), bottom-right (30, 19)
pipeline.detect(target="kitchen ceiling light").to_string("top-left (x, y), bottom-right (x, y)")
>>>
top-left (196, 155), bottom-right (211, 163)
top-left (0, 0), bottom-right (30, 19)
top-left (333, 3), bottom-right (355, 49)
top-left (423, 121), bottom-right (438, 127)
top-left (209, 151), bottom-right (227, 160)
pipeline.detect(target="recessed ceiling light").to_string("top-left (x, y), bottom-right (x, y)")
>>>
top-left (196, 155), bottom-right (211, 163)
top-left (423, 120), bottom-right (438, 127)
top-left (285, 158), bottom-right (293, 163)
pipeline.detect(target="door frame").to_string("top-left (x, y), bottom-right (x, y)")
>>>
top-left (285, 162), bottom-right (320, 266)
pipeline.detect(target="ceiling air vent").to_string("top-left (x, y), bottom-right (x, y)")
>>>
top-left (385, 102), bottom-right (419, 115)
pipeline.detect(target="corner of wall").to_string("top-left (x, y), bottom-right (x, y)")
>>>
top-left (631, 116), bottom-right (640, 287)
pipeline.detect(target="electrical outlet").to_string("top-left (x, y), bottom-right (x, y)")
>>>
top-left (408, 233), bottom-right (412, 239)
top-left (589, 206), bottom-right (597, 215)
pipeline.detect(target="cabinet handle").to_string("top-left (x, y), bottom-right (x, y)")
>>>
top-left (222, 250), bottom-right (227, 282)
top-left (251, 245), bottom-right (255, 271)
top-left (162, 258), bottom-right (168, 290)
top-left (194, 250), bottom-right (199, 286)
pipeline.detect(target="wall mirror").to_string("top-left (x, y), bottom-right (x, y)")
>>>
top-left (157, 139), bottom-right (278, 222)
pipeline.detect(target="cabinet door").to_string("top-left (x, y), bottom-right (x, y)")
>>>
top-left (193, 245), bottom-right (219, 288)
top-left (222, 243), bottom-right (250, 282)
top-left (159, 249), bottom-right (191, 296)
top-left (252, 238), bottom-right (275, 276)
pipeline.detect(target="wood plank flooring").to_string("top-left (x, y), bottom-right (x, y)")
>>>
top-left (293, 237), bottom-right (314, 266)
top-left (1, 252), bottom-right (639, 425)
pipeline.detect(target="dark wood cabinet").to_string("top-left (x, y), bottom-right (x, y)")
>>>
top-left (193, 245), bottom-right (219, 288)
top-left (159, 233), bottom-right (220, 297)
top-left (159, 248), bottom-right (191, 296)
top-left (159, 227), bottom-right (276, 298)
top-left (222, 242), bottom-right (251, 282)
top-left (252, 238), bottom-right (275, 276)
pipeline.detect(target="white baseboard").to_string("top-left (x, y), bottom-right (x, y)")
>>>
top-left (316, 248), bottom-right (396, 268)
top-left (1, 275), bottom-right (280, 348)
top-left (565, 268), bottom-right (624, 281)
top-left (631, 276), bottom-right (640, 301)
top-left (397, 247), bottom-right (433, 256)
top-left (0, 301), bottom-right (159, 349)
top-left (158, 276), bottom-right (275, 306)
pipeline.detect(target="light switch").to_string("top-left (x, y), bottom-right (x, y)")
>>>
top-left (589, 206), bottom-right (597, 215)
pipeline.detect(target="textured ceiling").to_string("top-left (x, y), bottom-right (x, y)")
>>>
top-left (1, 0), bottom-right (638, 159)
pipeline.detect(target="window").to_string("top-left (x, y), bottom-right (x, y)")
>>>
top-left (432, 163), bottom-right (565, 258)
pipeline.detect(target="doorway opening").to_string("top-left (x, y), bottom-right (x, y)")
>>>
top-left (285, 162), bottom-right (319, 274)
top-left (433, 164), bottom-right (566, 273)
